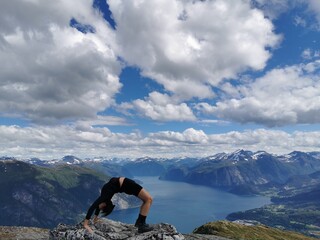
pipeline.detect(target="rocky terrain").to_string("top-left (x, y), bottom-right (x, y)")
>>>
top-left (0, 219), bottom-right (231, 240)
top-left (50, 220), bottom-right (184, 240)
top-left (1, 219), bottom-right (316, 240)
top-left (0, 226), bottom-right (49, 240)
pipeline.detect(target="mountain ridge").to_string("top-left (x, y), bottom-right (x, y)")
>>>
top-left (2, 149), bottom-right (319, 166)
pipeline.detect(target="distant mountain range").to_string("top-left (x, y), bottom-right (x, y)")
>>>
top-left (2, 150), bottom-right (320, 195)
top-left (2, 150), bottom-right (320, 196)
top-left (160, 150), bottom-right (320, 194)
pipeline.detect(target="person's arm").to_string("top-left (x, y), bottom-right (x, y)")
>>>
top-left (94, 206), bottom-right (101, 217)
top-left (85, 197), bottom-right (102, 220)
top-left (84, 197), bottom-right (103, 232)
top-left (83, 219), bottom-right (93, 233)
top-left (93, 215), bottom-right (100, 224)
top-left (93, 207), bottom-right (101, 223)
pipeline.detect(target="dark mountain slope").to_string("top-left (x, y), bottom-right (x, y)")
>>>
top-left (0, 160), bottom-right (109, 228)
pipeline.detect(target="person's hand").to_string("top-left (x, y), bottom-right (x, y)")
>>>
top-left (83, 219), bottom-right (94, 233)
top-left (93, 215), bottom-right (100, 224)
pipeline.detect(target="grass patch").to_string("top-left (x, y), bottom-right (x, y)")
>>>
top-left (193, 221), bottom-right (318, 240)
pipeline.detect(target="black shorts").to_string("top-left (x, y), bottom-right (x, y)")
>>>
top-left (120, 178), bottom-right (143, 196)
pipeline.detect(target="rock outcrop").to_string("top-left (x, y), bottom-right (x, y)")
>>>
top-left (50, 219), bottom-right (185, 240)
top-left (49, 219), bottom-right (230, 240)
top-left (0, 226), bottom-right (49, 240)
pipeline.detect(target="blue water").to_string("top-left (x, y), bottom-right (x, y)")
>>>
top-left (109, 176), bottom-right (270, 233)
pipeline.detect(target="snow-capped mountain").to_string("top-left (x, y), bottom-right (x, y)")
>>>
top-left (1, 149), bottom-right (319, 170)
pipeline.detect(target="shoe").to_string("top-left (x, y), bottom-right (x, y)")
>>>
top-left (135, 222), bottom-right (153, 233)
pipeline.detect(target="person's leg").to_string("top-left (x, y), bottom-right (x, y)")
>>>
top-left (121, 178), bottom-right (153, 232)
top-left (137, 188), bottom-right (153, 217)
top-left (121, 178), bottom-right (153, 217)
top-left (135, 188), bottom-right (153, 233)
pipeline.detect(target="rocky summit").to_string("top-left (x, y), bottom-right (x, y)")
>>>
top-left (49, 219), bottom-right (229, 240)
top-left (50, 219), bottom-right (184, 240)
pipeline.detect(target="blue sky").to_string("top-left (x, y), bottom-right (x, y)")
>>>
top-left (0, 0), bottom-right (319, 159)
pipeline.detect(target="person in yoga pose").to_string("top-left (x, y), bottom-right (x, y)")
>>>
top-left (84, 177), bottom-right (153, 233)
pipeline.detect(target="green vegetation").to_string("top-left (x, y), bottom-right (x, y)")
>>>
top-left (193, 220), bottom-right (318, 240)
top-left (227, 204), bottom-right (320, 238)
top-left (0, 161), bottom-right (108, 189)
top-left (36, 164), bottom-right (108, 189)
top-left (226, 181), bottom-right (320, 238)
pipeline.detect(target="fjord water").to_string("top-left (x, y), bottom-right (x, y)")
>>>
top-left (109, 176), bottom-right (270, 233)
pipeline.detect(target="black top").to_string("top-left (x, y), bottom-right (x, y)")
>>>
top-left (85, 177), bottom-right (121, 220)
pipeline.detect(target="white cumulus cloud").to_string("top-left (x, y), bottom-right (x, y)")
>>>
top-left (0, 125), bottom-right (319, 159)
top-left (131, 92), bottom-right (196, 121)
top-left (198, 60), bottom-right (320, 126)
top-left (108, 0), bottom-right (280, 101)
top-left (0, 0), bottom-right (121, 124)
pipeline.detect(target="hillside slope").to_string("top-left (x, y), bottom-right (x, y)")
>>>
top-left (0, 160), bottom-right (131, 228)
top-left (193, 221), bottom-right (318, 240)
top-left (227, 171), bottom-right (320, 237)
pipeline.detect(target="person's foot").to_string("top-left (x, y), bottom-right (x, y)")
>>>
top-left (135, 221), bottom-right (153, 233)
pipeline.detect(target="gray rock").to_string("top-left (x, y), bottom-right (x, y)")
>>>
top-left (0, 226), bottom-right (49, 240)
top-left (0, 220), bottom-right (231, 240)
top-left (49, 219), bottom-right (185, 240)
